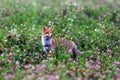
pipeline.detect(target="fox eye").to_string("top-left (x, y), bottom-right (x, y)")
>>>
top-left (46, 32), bottom-right (49, 34)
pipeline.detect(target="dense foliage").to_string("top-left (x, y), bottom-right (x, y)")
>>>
top-left (0, 0), bottom-right (120, 80)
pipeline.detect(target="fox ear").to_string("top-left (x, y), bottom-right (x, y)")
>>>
top-left (51, 26), bottom-right (54, 30)
top-left (42, 26), bottom-right (47, 31)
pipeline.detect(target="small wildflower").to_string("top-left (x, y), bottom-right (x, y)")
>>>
top-left (70, 58), bottom-right (74, 62)
top-left (4, 74), bottom-right (15, 80)
top-left (27, 73), bottom-right (35, 80)
top-left (0, 67), bottom-right (2, 70)
top-left (44, 74), bottom-right (56, 80)
top-left (117, 69), bottom-right (120, 79)
top-left (38, 77), bottom-right (44, 80)
top-left (9, 51), bottom-right (13, 56)
top-left (78, 51), bottom-right (84, 55)
top-left (66, 70), bottom-right (74, 79)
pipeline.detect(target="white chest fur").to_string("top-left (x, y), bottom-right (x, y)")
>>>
top-left (42, 36), bottom-right (52, 46)
top-left (42, 36), bottom-right (52, 52)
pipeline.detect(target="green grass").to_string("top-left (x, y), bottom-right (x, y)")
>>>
top-left (0, 0), bottom-right (120, 80)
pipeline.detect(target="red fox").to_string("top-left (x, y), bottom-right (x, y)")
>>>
top-left (41, 26), bottom-right (80, 59)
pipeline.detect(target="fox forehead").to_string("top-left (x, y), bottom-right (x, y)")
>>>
top-left (42, 27), bottom-right (52, 34)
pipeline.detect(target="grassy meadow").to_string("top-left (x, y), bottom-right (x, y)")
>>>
top-left (0, 0), bottom-right (120, 80)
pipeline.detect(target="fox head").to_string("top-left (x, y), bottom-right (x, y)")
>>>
top-left (42, 26), bottom-right (53, 40)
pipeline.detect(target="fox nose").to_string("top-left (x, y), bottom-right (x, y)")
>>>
top-left (46, 35), bottom-right (51, 38)
top-left (46, 36), bottom-right (49, 38)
